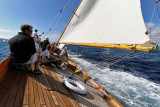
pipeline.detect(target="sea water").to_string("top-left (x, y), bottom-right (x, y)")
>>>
top-left (66, 45), bottom-right (160, 107)
top-left (0, 42), bottom-right (10, 61)
top-left (0, 42), bottom-right (160, 107)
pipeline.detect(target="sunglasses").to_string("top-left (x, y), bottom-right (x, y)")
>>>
top-left (29, 31), bottom-right (33, 33)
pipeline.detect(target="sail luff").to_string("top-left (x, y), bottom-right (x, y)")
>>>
top-left (58, 0), bottom-right (83, 43)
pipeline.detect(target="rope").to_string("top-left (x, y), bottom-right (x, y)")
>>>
top-left (42, 11), bottom-right (65, 39)
top-left (42, 11), bottom-right (62, 35)
top-left (41, 0), bottom-right (72, 35)
top-left (147, 3), bottom-right (157, 40)
top-left (81, 50), bottom-right (131, 66)
top-left (75, 50), bottom-right (147, 76)
top-left (99, 51), bottom-right (131, 62)
top-left (57, 0), bottom-right (80, 42)
top-left (43, 0), bottom-right (78, 40)
top-left (46, 88), bottom-right (72, 95)
top-left (89, 52), bottom-right (147, 77)
top-left (156, 2), bottom-right (160, 18)
top-left (78, 49), bottom-right (132, 63)
top-left (98, 51), bottom-right (146, 66)
top-left (105, 52), bottom-right (145, 64)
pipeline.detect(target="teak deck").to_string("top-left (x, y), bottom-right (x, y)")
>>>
top-left (0, 64), bottom-right (109, 107)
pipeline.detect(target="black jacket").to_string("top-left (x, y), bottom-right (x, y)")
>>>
top-left (8, 32), bottom-right (36, 63)
top-left (42, 40), bottom-right (50, 51)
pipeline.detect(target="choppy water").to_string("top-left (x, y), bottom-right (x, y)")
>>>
top-left (0, 42), bottom-right (10, 61)
top-left (66, 45), bottom-right (160, 107)
top-left (0, 42), bottom-right (160, 107)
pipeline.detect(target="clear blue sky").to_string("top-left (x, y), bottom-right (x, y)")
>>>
top-left (0, 0), bottom-right (160, 42)
top-left (141, 0), bottom-right (160, 24)
top-left (0, 0), bottom-right (80, 41)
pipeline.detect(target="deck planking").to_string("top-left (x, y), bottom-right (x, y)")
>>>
top-left (0, 64), bottom-right (110, 107)
top-left (54, 67), bottom-right (110, 107)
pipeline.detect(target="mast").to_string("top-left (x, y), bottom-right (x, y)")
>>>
top-left (57, 0), bottom-right (83, 43)
top-left (58, 0), bottom-right (158, 53)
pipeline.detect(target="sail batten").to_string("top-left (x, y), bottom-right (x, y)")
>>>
top-left (58, 0), bottom-right (158, 51)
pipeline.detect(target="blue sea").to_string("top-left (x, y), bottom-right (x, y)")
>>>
top-left (0, 41), bottom-right (160, 107)
top-left (0, 42), bottom-right (10, 61)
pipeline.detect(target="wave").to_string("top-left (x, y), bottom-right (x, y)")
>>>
top-left (70, 53), bottom-right (160, 107)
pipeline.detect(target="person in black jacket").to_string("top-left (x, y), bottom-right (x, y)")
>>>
top-left (41, 38), bottom-right (50, 51)
top-left (8, 24), bottom-right (41, 74)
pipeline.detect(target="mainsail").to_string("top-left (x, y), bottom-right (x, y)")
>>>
top-left (58, 0), bottom-right (158, 52)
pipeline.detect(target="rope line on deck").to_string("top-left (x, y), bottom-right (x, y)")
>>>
top-left (46, 88), bottom-right (72, 95)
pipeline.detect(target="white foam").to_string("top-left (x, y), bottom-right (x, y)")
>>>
top-left (71, 55), bottom-right (160, 107)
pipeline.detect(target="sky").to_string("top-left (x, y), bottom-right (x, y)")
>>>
top-left (0, 0), bottom-right (160, 43)
top-left (141, 0), bottom-right (160, 44)
top-left (0, 0), bottom-right (80, 42)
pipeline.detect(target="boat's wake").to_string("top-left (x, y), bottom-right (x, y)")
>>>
top-left (70, 54), bottom-right (160, 107)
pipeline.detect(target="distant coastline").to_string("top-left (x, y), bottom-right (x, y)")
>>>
top-left (0, 38), bottom-right (8, 42)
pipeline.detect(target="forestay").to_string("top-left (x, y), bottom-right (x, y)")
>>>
top-left (59, 0), bottom-right (158, 52)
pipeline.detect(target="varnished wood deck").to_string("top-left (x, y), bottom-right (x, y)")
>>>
top-left (0, 64), bottom-right (110, 107)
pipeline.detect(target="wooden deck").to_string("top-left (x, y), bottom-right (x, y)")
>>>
top-left (0, 64), bottom-right (110, 107)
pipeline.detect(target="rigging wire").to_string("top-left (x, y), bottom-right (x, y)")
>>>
top-left (154, 0), bottom-right (160, 19)
top-left (41, 0), bottom-right (72, 36)
top-left (148, 0), bottom-right (160, 38)
top-left (155, 2), bottom-right (160, 18)
top-left (68, 45), bottom-right (157, 78)
top-left (41, 11), bottom-right (62, 36)
top-left (57, 0), bottom-right (80, 42)
top-left (80, 49), bottom-right (133, 63)
top-left (48, 1), bottom-right (75, 37)
top-left (147, 3), bottom-right (156, 39)
top-left (88, 52), bottom-right (148, 77)
top-left (98, 51), bottom-right (131, 62)
top-left (42, 10), bottom-right (66, 39)
top-left (42, 0), bottom-right (78, 40)
top-left (77, 50), bottom-right (147, 73)
top-left (55, 0), bottom-right (159, 76)
top-left (103, 52), bottom-right (147, 65)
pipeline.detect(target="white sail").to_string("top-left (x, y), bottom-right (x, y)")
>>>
top-left (59, 0), bottom-right (150, 44)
